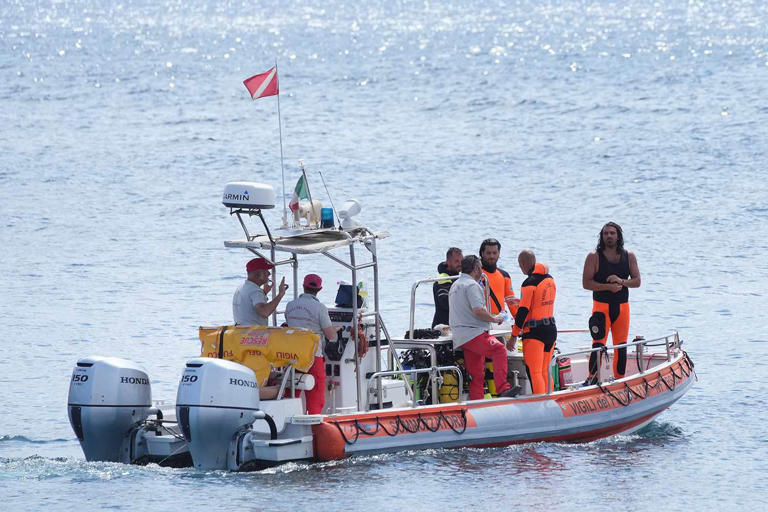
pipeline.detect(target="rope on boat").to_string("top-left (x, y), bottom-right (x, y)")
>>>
top-left (329, 351), bottom-right (696, 444)
top-left (596, 350), bottom-right (694, 407)
top-left (596, 380), bottom-right (631, 406)
top-left (330, 408), bottom-right (468, 445)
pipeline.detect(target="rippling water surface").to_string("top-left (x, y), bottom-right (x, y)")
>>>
top-left (1, 0), bottom-right (767, 509)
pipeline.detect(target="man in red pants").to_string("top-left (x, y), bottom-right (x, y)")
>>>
top-left (449, 255), bottom-right (520, 400)
top-left (284, 274), bottom-right (341, 414)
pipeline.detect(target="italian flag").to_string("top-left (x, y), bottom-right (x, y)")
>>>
top-left (289, 175), bottom-right (309, 212)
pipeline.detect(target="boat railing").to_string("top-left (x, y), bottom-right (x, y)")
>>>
top-left (408, 275), bottom-right (491, 340)
top-left (551, 332), bottom-right (682, 393)
top-left (366, 366), bottom-right (463, 411)
top-left (275, 365), bottom-right (297, 400)
top-left (372, 311), bottom-right (416, 405)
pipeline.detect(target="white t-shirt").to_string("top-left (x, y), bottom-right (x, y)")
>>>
top-left (284, 293), bottom-right (333, 357)
top-left (232, 280), bottom-right (268, 326)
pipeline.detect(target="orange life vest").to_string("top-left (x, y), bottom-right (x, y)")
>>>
top-left (481, 266), bottom-right (518, 316)
top-left (512, 262), bottom-right (556, 336)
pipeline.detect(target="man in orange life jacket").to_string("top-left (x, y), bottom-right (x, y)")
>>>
top-left (509, 250), bottom-right (557, 394)
top-left (479, 238), bottom-right (519, 318)
top-left (582, 222), bottom-right (641, 384)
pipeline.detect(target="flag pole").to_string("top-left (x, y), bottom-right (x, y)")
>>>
top-left (319, 171), bottom-right (341, 228)
top-left (275, 59), bottom-right (287, 228)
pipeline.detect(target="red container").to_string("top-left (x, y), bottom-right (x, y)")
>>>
top-left (558, 357), bottom-right (573, 388)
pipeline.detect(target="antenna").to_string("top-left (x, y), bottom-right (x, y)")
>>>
top-left (275, 59), bottom-right (287, 228)
top-left (319, 171), bottom-right (342, 228)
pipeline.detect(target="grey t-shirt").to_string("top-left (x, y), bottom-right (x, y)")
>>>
top-left (233, 280), bottom-right (268, 326)
top-left (284, 293), bottom-right (333, 357)
top-left (448, 273), bottom-right (490, 348)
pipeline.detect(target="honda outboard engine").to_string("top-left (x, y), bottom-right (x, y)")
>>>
top-left (176, 358), bottom-right (262, 470)
top-left (67, 356), bottom-right (152, 462)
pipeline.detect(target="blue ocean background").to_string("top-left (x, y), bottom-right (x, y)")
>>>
top-left (1, 0), bottom-right (767, 509)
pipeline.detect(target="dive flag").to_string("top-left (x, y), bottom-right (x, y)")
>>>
top-left (243, 67), bottom-right (279, 99)
top-left (289, 175), bottom-right (309, 212)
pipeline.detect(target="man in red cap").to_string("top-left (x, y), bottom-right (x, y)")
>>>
top-left (284, 273), bottom-right (341, 414)
top-left (233, 257), bottom-right (289, 326)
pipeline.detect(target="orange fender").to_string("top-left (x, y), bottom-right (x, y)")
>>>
top-left (312, 422), bottom-right (348, 462)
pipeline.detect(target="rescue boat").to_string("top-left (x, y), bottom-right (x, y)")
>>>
top-left (66, 181), bottom-right (696, 470)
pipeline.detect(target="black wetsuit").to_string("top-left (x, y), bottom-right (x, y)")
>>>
top-left (432, 262), bottom-right (458, 328)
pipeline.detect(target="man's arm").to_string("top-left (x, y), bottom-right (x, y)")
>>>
top-left (323, 325), bottom-right (342, 339)
top-left (512, 281), bottom-right (534, 337)
top-left (472, 306), bottom-right (503, 324)
top-left (622, 251), bottom-right (641, 288)
top-left (582, 252), bottom-right (622, 293)
top-left (256, 293), bottom-right (285, 317)
top-left (468, 281), bottom-right (503, 324)
top-left (256, 277), bottom-right (289, 317)
top-left (319, 307), bottom-right (341, 340)
top-left (605, 251), bottom-right (641, 288)
top-left (504, 276), bottom-right (520, 315)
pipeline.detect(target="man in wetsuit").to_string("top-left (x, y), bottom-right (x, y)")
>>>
top-left (432, 247), bottom-right (463, 328)
top-left (233, 258), bottom-right (289, 326)
top-left (479, 238), bottom-right (519, 318)
top-left (449, 255), bottom-right (519, 400)
top-left (510, 249), bottom-right (557, 394)
top-left (582, 222), bottom-right (641, 383)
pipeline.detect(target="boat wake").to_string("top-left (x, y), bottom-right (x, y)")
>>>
top-left (634, 420), bottom-right (685, 439)
top-left (0, 434), bottom-right (71, 444)
top-left (0, 454), bottom-right (196, 482)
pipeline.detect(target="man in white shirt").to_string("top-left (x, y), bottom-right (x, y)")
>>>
top-left (233, 258), bottom-right (288, 326)
top-left (284, 274), bottom-right (341, 414)
top-left (449, 255), bottom-right (520, 400)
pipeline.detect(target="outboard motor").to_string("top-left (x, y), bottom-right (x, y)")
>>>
top-left (176, 358), bottom-right (262, 470)
top-left (67, 356), bottom-right (152, 462)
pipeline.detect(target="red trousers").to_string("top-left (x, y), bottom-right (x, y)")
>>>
top-left (462, 332), bottom-right (510, 400)
top-left (304, 356), bottom-right (326, 414)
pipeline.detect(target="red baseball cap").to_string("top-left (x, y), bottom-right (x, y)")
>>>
top-left (246, 258), bottom-right (274, 272)
top-left (303, 273), bottom-right (322, 289)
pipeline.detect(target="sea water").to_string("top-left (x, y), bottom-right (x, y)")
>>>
top-left (1, 0), bottom-right (767, 509)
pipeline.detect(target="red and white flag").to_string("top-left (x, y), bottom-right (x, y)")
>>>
top-left (243, 67), bottom-right (279, 99)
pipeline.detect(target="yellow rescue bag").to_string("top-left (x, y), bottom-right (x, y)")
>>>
top-left (199, 325), bottom-right (320, 386)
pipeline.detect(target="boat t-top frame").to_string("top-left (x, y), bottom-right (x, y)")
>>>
top-left (224, 203), bottom-right (408, 412)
